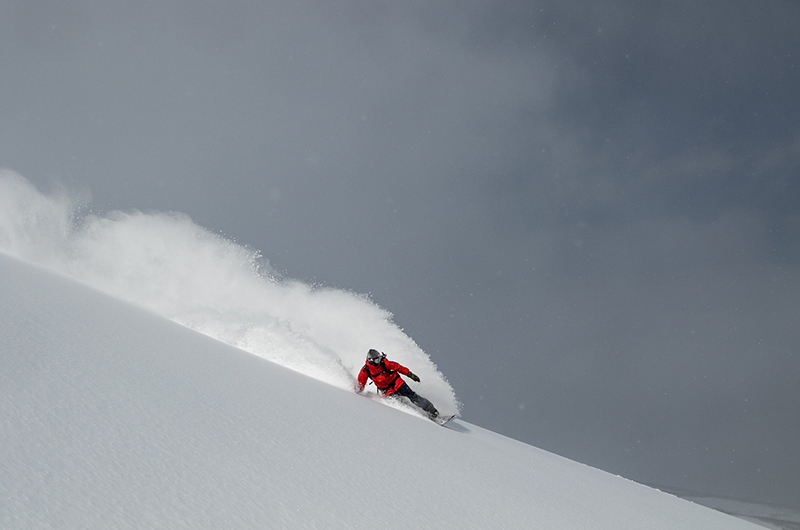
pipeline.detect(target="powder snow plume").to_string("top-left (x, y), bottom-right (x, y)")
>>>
top-left (0, 170), bottom-right (459, 415)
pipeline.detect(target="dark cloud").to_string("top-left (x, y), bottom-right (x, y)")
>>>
top-left (477, 1), bottom-right (800, 241)
top-left (2, 0), bottom-right (799, 507)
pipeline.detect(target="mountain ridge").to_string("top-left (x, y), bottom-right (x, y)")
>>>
top-left (0, 252), bottom-right (762, 529)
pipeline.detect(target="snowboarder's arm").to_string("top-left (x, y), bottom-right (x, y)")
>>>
top-left (355, 365), bottom-right (369, 393)
top-left (384, 360), bottom-right (409, 375)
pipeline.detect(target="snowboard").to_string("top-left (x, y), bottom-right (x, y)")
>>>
top-left (434, 414), bottom-right (457, 427)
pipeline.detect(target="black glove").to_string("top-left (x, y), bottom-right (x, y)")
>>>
top-left (407, 371), bottom-right (420, 383)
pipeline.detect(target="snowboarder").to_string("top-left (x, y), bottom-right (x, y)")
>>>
top-left (356, 349), bottom-right (440, 420)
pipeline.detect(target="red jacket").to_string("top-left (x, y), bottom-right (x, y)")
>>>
top-left (356, 359), bottom-right (410, 395)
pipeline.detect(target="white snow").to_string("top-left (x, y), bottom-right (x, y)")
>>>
top-left (672, 494), bottom-right (800, 530)
top-left (0, 170), bottom-right (458, 416)
top-left (0, 250), bottom-right (764, 528)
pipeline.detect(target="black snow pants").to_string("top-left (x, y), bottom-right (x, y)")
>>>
top-left (393, 382), bottom-right (439, 418)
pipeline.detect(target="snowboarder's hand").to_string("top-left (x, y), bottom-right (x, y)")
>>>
top-left (407, 371), bottom-right (420, 383)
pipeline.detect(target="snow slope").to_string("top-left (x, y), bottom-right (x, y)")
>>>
top-left (657, 490), bottom-right (800, 530)
top-left (0, 253), bottom-right (762, 529)
top-left (0, 171), bottom-right (458, 416)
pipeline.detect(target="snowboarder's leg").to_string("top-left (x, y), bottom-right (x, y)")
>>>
top-left (395, 383), bottom-right (439, 419)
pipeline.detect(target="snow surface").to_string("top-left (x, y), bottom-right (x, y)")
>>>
top-left (0, 171), bottom-right (458, 416)
top-left (0, 252), bottom-right (763, 529)
top-left (671, 494), bottom-right (800, 530)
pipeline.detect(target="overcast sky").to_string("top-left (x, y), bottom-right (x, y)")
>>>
top-left (2, 0), bottom-right (799, 507)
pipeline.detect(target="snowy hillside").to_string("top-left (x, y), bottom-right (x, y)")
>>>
top-left (653, 488), bottom-right (800, 530)
top-left (0, 253), bottom-right (763, 529)
top-left (0, 171), bottom-right (458, 416)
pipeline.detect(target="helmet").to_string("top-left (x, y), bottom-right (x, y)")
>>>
top-left (367, 349), bottom-right (385, 364)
